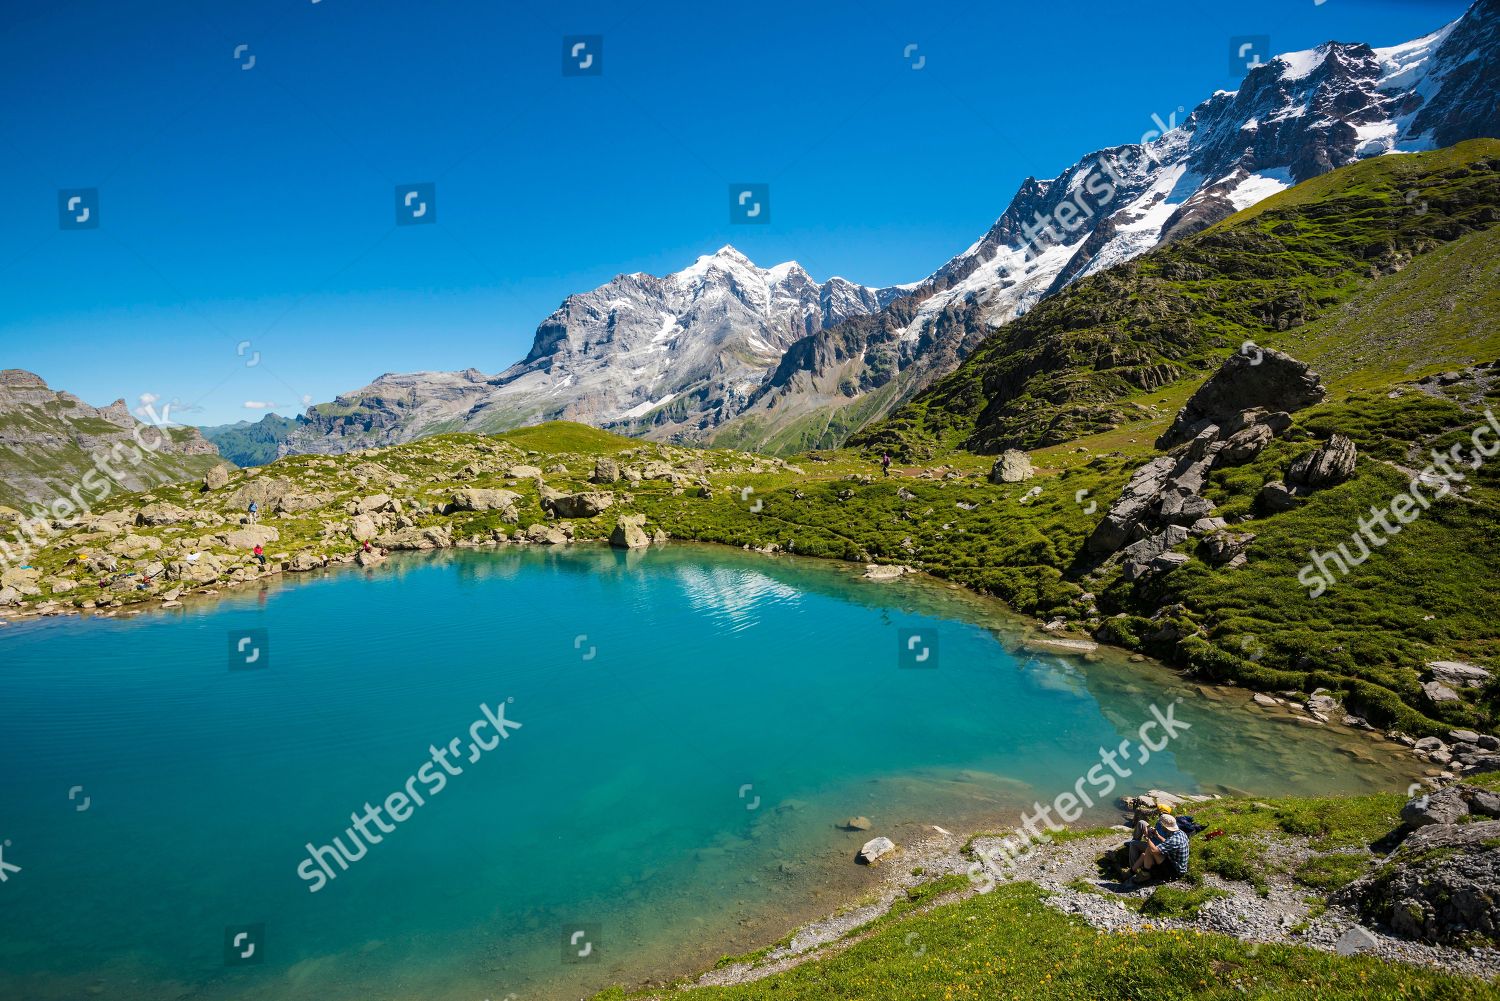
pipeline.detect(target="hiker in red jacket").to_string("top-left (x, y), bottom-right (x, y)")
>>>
top-left (253, 544), bottom-right (266, 568)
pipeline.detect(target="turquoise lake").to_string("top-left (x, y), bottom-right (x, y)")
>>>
top-left (0, 544), bottom-right (1419, 1000)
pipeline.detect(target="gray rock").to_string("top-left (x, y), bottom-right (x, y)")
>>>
top-left (543, 491), bottom-right (615, 519)
top-left (1119, 525), bottom-right (1190, 564)
top-left (1149, 552), bottom-right (1191, 576)
top-left (376, 525), bottom-right (452, 551)
top-left (1429, 660), bottom-right (1491, 689)
top-left (355, 493), bottom-right (394, 514)
top-left (591, 457), bottom-right (621, 484)
top-left (1335, 819), bottom-right (1500, 945)
top-left (1422, 680), bottom-right (1461, 704)
top-left (1400, 787), bottom-right (1468, 828)
top-left (609, 514), bottom-right (650, 550)
top-left (135, 502), bottom-right (193, 526)
top-left (287, 551), bottom-right (324, 572)
top-left (222, 526), bottom-right (279, 549)
top-left (449, 488), bottom-right (521, 516)
top-left (1334, 925), bottom-right (1379, 956)
top-left (1287, 434), bottom-right (1357, 488)
top-left (0, 585), bottom-right (21, 606)
top-left (856, 836), bottom-right (896, 865)
top-left (1158, 347), bottom-right (1326, 449)
top-left (990, 450), bottom-right (1034, 484)
top-left (204, 465), bottom-right (231, 491)
top-left (524, 523), bottom-right (569, 545)
top-left (1204, 531), bottom-right (1255, 565)
top-left (1449, 729), bottom-right (1482, 745)
top-left (1258, 480), bottom-right (1299, 513)
top-left (842, 816), bottom-right (872, 831)
top-left (1218, 422), bottom-right (1274, 465)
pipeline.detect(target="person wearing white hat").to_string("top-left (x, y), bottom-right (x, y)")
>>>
top-left (1127, 812), bottom-right (1188, 887)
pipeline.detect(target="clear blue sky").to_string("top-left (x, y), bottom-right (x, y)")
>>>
top-left (0, 0), bottom-right (1469, 426)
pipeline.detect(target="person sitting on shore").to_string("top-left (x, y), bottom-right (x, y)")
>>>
top-left (1126, 812), bottom-right (1188, 887)
top-left (253, 544), bottom-right (266, 568)
top-left (1127, 807), bottom-right (1174, 869)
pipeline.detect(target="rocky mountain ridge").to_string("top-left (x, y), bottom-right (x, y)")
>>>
top-left (274, 247), bottom-right (906, 457)
top-left (0, 369), bottom-right (223, 511)
top-left (715, 0), bottom-right (1500, 452)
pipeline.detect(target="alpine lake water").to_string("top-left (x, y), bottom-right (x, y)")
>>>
top-left (0, 543), bottom-right (1420, 1000)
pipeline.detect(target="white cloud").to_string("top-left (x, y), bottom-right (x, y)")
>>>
top-left (243, 400), bottom-right (277, 410)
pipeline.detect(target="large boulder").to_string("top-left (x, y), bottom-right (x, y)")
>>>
top-left (287, 551), bottom-right (325, 572)
top-left (203, 465), bottom-right (231, 491)
top-left (524, 523), bottom-right (569, 545)
top-left (591, 458), bottom-right (621, 484)
top-left (107, 533), bottom-right (163, 557)
top-left (1287, 434), bottom-right (1358, 488)
top-left (355, 493), bottom-right (395, 514)
top-left (1334, 819), bottom-right (1500, 945)
top-left (166, 553), bottom-right (224, 584)
top-left (609, 514), bottom-right (650, 550)
top-left (222, 526), bottom-right (279, 549)
top-left (1422, 680), bottom-right (1462, 705)
top-left (450, 488), bottom-right (521, 515)
top-left (1158, 348), bottom-right (1326, 449)
top-left (990, 450), bottom-right (1034, 484)
top-left (135, 502), bottom-right (193, 526)
top-left (376, 525), bottom-right (452, 551)
top-left (543, 491), bottom-right (614, 519)
top-left (1400, 787), bottom-right (1471, 828)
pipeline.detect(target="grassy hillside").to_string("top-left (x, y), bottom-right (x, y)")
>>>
top-left (853, 140), bottom-right (1500, 460)
top-left (200, 414), bottom-right (303, 467)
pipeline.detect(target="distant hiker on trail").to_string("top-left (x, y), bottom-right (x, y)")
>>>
top-left (253, 544), bottom-right (266, 568)
top-left (247, 500), bottom-right (259, 524)
top-left (881, 453), bottom-right (892, 477)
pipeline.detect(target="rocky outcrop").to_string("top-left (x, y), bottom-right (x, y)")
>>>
top-left (1158, 349), bottom-right (1325, 449)
top-left (375, 525), bottom-right (452, 551)
top-left (1287, 434), bottom-right (1358, 488)
top-left (0, 369), bottom-right (224, 509)
top-left (1429, 660), bottom-right (1492, 690)
top-left (1085, 349), bottom-right (1338, 578)
top-left (1087, 411), bottom-right (1283, 576)
top-left (1336, 817), bottom-right (1500, 946)
top-left (542, 491), bottom-right (614, 519)
top-left (449, 488), bottom-right (521, 520)
top-left (990, 450), bottom-right (1035, 484)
